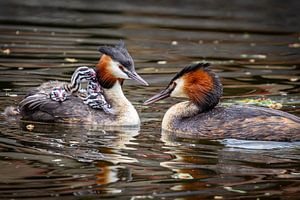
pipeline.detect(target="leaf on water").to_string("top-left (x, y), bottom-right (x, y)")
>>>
top-left (223, 186), bottom-right (247, 194)
top-left (26, 124), bottom-right (34, 131)
top-left (268, 103), bottom-right (283, 110)
top-left (157, 61), bottom-right (167, 65)
top-left (64, 58), bottom-right (78, 63)
top-left (288, 43), bottom-right (300, 48)
top-left (1, 49), bottom-right (11, 55)
top-left (214, 196), bottom-right (224, 199)
top-left (52, 159), bottom-right (62, 162)
top-left (223, 97), bottom-right (283, 110)
top-left (171, 173), bottom-right (193, 179)
top-left (171, 41), bottom-right (178, 45)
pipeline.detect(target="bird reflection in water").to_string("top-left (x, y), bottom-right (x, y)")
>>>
top-left (160, 130), bottom-right (300, 199)
top-left (15, 122), bottom-right (139, 196)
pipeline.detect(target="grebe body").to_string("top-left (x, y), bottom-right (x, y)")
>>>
top-left (13, 41), bottom-right (148, 126)
top-left (145, 63), bottom-right (300, 141)
top-left (20, 81), bottom-right (139, 126)
top-left (162, 102), bottom-right (300, 141)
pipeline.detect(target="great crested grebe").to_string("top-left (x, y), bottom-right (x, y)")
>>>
top-left (144, 63), bottom-right (300, 141)
top-left (8, 41), bottom-right (148, 126)
top-left (18, 66), bottom-right (107, 111)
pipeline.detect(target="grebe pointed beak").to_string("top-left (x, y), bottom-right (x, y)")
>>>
top-left (126, 70), bottom-right (149, 86)
top-left (143, 86), bottom-right (173, 105)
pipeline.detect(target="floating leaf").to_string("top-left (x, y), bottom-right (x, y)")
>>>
top-left (64, 58), bottom-right (78, 63)
top-left (171, 41), bottom-right (178, 45)
top-left (1, 49), bottom-right (11, 55)
top-left (157, 61), bottom-right (167, 65)
top-left (223, 186), bottom-right (247, 194)
top-left (214, 196), bottom-right (224, 199)
top-left (26, 124), bottom-right (34, 131)
top-left (172, 173), bottom-right (193, 179)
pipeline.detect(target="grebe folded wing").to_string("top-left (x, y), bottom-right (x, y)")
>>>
top-left (20, 95), bottom-right (95, 122)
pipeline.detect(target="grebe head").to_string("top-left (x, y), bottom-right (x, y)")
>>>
top-left (50, 87), bottom-right (68, 102)
top-left (97, 41), bottom-right (148, 88)
top-left (144, 63), bottom-right (223, 112)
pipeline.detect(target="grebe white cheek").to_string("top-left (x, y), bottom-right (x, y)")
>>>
top-left (170, 79), bottom-right (188, 98)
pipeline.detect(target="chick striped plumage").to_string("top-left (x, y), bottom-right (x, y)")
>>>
top-left (49, 66), bottom-right (112, 113)
top-left (83, 78), bottom-right (113, 114)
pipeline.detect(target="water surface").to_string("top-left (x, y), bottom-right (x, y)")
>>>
top-left (0, 0), bottom-right (300, 199)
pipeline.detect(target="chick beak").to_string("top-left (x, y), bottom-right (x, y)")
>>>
top-left (143, 86), bottom-right (173, 105)
top-left (126, 70), bottom-right (149, 86)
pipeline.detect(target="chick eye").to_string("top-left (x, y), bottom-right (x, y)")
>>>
top-left (54, 92), bottom-right (58, 97)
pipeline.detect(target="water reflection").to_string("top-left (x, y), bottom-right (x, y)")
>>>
top-left (4, 121), bottom-right (140, 163)
top-left (1, 0), bottom-right (300, 199)
top-left (161, 131), bottom-right (300, 199)
top-left (0, 120), bottom-right (139, 198)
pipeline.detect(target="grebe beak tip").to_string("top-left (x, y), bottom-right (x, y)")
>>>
top-left (127, 71), bottom-right (149, 86)
top-left (143, 89), bottom-right (171, 105)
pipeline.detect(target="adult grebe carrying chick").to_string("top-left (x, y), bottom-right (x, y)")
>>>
top-left (144, 63), bottom-right (300, 141)
top-left (6, 41), bottom-right (148, 126)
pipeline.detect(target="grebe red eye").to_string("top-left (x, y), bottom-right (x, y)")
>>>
top-left (119, 65), bottom-right (124, 70)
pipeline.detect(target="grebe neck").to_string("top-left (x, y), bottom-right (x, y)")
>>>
top-left (166, 101), bottom-right (200, 119)
top-left (162, 101), bottom-right (199, 130)
top-left (104, 81), bottom-right (130, 108)
top-left (103, 81), bottom-right (139, 125)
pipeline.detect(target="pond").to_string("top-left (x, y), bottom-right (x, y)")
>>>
top-left (0, 0), bottom-right (300, 199)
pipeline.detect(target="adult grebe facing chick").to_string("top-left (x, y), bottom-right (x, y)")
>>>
top-left (144, 63), bottom-right (300, 141)
top-left (8, 41), bottom-right (148, 126)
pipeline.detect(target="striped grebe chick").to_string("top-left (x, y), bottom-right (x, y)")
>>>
top-left (82, 77), bottom-right (114, 114)
top-left (19, 66), bottom-right (103, 110)
top-left (7, 41), bottom-right (148, 126)
top-left (34, 66), bottom-right (96, 97)
top-left (48, 67), bottom-right (112, 112)
top-left (49, 87), bottom-right (68, 102)
top-left (144, 63), bottom-right (300, 141)
top-left (48, 66), bottom-right (96, 101)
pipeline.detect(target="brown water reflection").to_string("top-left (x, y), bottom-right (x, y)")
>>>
top-left (0, 0), bottom-right (300, 199)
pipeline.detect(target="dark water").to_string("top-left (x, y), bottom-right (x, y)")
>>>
top-left (0, 0), bottom-right (300, 199)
